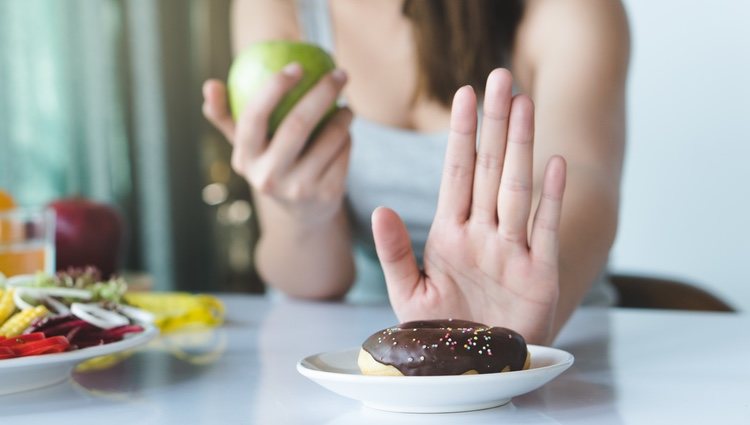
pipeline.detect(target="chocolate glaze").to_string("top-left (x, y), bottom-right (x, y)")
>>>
top-left (362, 319), bottom-right (527, 376)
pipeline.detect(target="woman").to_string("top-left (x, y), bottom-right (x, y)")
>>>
top-left (203, 0), bottom-right (629, 344)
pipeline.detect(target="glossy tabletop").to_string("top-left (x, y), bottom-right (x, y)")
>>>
top-left (0, 295), bottom-right (748, 424)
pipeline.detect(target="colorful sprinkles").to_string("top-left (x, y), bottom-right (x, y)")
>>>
top-left (361, 319), bottom-right (528, 376)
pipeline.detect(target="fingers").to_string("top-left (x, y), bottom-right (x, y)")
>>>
top-left (266, 69), bottom-right (348, 172)
top-left (497, 94), bottom-right (535, 245)
top-left (234, 63), bottom-right (305, 165)
top-left (202, 79), bottom-right (236, 142)
top-left (471, 69), bottom-right (513, 224)
top-left (229, 65), bottom-right (351, 209)
top-left (292, 108), bottom-right (354, 182)
top-left (316, 136), bottom-right (352, 200)
top-left (530, 156), bottom-right (567, 264)
top-left (435, 85), bottom-right (478, 223)
top-left (372, 207), bottom-right (422, 301)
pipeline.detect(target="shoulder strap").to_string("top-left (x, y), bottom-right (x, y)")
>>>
top-left (296, 0), bottom-right (336, 53)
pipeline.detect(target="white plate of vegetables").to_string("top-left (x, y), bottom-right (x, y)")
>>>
top-left (0, 269), bottom-right (157, 395)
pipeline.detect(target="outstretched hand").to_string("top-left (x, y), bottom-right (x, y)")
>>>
top-left (372, 69), bottom-right (566, 345)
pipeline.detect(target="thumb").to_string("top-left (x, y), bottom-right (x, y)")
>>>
top-left (372, 207), bottom-right (421, 301)
top-left (202, 79), bottom-right (236, 142)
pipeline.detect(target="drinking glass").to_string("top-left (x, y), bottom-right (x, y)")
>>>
top-left (0, 208), bottom-right (55, 277)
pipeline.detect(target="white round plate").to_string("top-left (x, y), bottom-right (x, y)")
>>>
top-left (297, 345), bottom-right (574, 413)
top-left (0, 324), bottom-right (158, 395)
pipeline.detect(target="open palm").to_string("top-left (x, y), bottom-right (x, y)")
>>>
top-left (372, 69), bottom-right (567, 345)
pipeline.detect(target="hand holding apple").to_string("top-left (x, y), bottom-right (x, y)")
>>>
top-left (202, 41), bottom-right (353, 225)
top-left (227, 40), bottom-right (337, 137)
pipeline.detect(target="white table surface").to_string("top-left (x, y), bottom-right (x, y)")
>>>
top-left (0, 294), bottom-right (748, 424)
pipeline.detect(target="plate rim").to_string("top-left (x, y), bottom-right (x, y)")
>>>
top-left (0, 323), bottom-right (158, 369)
top-left (297, 344), bottom-right (574, 381)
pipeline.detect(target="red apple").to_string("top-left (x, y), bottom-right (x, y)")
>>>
top-left (49, 197), bottom-right (123, 278)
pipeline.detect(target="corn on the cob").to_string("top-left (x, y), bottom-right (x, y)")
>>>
top-left (0, 288), bottom-right (16, 326)
top-left (0, 305), bottom-right (48, 337)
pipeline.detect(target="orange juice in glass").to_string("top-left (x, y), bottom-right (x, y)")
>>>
top-left (0, 208), bottom-right (55, 277)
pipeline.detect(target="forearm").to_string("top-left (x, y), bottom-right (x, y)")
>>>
top-left (548, 170), bottom-right (619, 339)
top-left (254, 195), bottom-right (355, 299)
top-left (231, 0), bottom-right (299, 53)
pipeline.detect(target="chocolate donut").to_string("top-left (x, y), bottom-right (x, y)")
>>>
top-left (358, 319), bottom-right (529, 376)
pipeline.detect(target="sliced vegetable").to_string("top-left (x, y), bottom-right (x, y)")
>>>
top-left (12, 287), bottom-right (34, 310)
top-left (0, 332), bottom-right (46, 346)
top-left (11, 336), bottom-right (69, 356)
top-left (0, 288), bottom-right (16, 324)
top-left (31, 316), bottom-right (91, 337)
top-left (40, 295), bottom-right (71, 315)
top-left (0, 305), bottom-right (49, 337)
top-left (24, 314), bottom-right (143, 349)
top-left (118, 304), bottom-right (155, 324)
top-left (124, 292), bottom-right (224, 332)
top-left (1, 269), bottom-right (151, 362)
top-left (11, 285), bottom-right (93, 312)
top-left (0, 334), bottom-right (70, 358)
top-left (71, 325), bottom-right (143, 348)
top-left (16, 286), bottom-right (92, 302)
top-left (4, 274), bottom-right (35, 287)
top-left (71, 303), bottom-right (129, 329)
top-left (22, 268), bottom-right (127, 304)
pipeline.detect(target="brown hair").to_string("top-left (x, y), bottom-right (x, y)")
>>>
top-left (402, 0), bottom-right (524, 107)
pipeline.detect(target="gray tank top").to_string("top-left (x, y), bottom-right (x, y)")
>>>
top-left (295, 0), bottom-right (617, 306)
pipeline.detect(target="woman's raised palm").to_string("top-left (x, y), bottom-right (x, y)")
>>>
top-left (372, 69), bottom-right (566, 345)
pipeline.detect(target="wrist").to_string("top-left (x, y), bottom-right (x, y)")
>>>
top-left (254, 187), bottom-right (344, 222)
top-left (257, 197), bottom-right (348, 241)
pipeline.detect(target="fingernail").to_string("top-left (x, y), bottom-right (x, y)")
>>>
top-left (282, 62), bottom-right (302, 76)
top-left (331, 69), bottom-right (347, 83)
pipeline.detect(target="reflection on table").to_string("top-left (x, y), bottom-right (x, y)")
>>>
top-left (0, 295), bottom-right (747, 425)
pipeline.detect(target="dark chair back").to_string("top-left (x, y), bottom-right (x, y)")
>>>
top-left (610, 274), bottom-right (735, 312)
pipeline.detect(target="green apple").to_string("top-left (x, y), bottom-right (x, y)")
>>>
top-left (227, 40), bottom-right (337, 137)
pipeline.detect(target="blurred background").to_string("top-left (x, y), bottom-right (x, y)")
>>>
top-left (0, 1), bottom-right (747, 310)
top-left (0, 0), bottom-right (250, 293)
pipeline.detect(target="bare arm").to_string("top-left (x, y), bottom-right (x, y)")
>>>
top-left (231, 0), bottom-right (300, 51)
top-left (207, 0), bottom-right (355, 299)
top-left (370, 0), bottom-right (630, 345)
top-left (518, 0), bottom-right (630, 336)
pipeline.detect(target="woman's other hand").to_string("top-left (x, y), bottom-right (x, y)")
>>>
top-left (202, 64), bottom-right (353, 225)
top-left (372, 69), bottom-right (566, 345)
